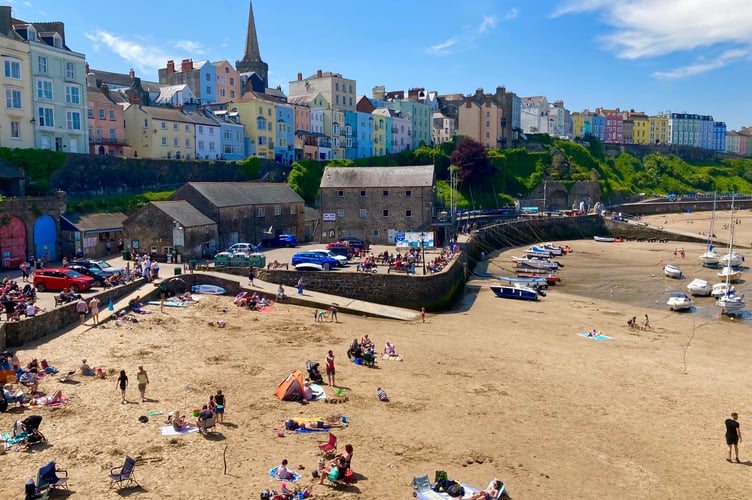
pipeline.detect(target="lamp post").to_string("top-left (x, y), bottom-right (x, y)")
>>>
top-left (172, 221), bottom-right (184, 263)
top-left (420, 232), bottom-right (427, 275)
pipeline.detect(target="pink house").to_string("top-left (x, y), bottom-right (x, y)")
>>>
top-left (604, 112), bottom-right (623, 144)
top-left (86, 83), bottom-right (131, 156)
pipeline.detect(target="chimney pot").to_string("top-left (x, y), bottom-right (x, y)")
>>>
top-left (316, 69), bottom-right (322, 78)
top-left (297, 72), bottom-right (302, 81)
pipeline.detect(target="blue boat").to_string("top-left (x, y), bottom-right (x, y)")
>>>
top-left (490, 276), bottom-right (545, 301)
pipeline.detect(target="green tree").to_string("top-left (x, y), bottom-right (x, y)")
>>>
top-left (236, 156), bottom-right (261, 180)
top-left (287, 160), bottom-right (325, 206)
top-left (450, 138), bottom-right (495, 183)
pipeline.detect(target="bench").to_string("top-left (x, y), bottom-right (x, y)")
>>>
top-left (387, 265), bottom-right (411, 274)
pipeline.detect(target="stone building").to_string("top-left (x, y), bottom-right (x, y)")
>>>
top-left (122, 200), bottom-right (217, 261)
top-left (319, 165), bottom-right (435, 245)
top-left (60, 212), bottom-right (126, 259)
top-left (169, 182), bottom-right (304, 250)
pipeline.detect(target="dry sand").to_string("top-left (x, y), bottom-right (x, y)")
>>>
top-left (3, 211), bottom-right (752, 499)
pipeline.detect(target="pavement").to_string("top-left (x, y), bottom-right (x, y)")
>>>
top-left (11, 242), bottom-right (422, 324)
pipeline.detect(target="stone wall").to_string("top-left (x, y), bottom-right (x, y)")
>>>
top-left (1, 279), bottom-right (151, 348)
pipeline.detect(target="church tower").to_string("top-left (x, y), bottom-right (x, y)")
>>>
top-left (235, 1), bottom-right (268, 88)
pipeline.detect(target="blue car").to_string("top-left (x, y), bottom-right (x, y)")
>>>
top-left (261, 233), bottom-right (298, 248)
top-left (291, 251), bottom-right (338, 271)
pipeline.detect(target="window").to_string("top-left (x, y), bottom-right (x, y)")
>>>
top-left (173, 123), bottom-right (178, 130)
top-left (198, 141), bottom-right (204, 150)
top-left (37, 79), bottom-right (53, 99)
top-left (161, 121), bottom-right (166, 130)
top-left (230, 90), bottom-right (236, 99)
top-left (206, 86), bottom-right (211, 94)
top-left (4, 59), bottom-right (21, 79)
top-left (65, 85), bottom-right (80, 104)
top-left (205, 72), bottom-right (211, 81)
top-left (65, 62), bottom-right (75, 80)
top-left (8, 120), bottom-right (20, 139)
top-left (274, 206), bottom-right (281, 216)
top-left (221, 88), bottom-right (226, 98)
top-left (405, 209), bottom-right (412, 217)
top-left (173, 138), bottom-right (179, 146)
top-left (109, 110), bottom-right (115, 121)
top-left (229, 77), bottom-right (234, 86)
top-left (372, 228), bottom-right (380, 237)
top-left (405, 190), bottom-right (412, 197)
top-left (257, 207), bottom-right (265, 217)
top-left (337, 209), bottom-right (345, 217)
top-left (360, 190), bottom-right (366, 197)
top-left (209, 128), bottom-right (214, 135)
top-left (337, 190), bottom-right (344, 198)
top-left (359, 209), bottom-right (367, 218)
top-left (219, 75), bottom-right (226, 84)
top-left (109, 129), bottom-right (116, 142)
top-left (382, 209), bottom-right (389, 217)
top-left (161, 137), bottom-right (167, 145)
top-left (66, 111), bottom-right (81, 130)
top-left (37, 106), bottom-right (54, 127)
top-left (185, 138), bottom-right (190, 148)
top-left (96, 128), bottom-right (102, 141)
top-left (290, 205), bottom-right (297, 215)
top-left (143, 119), bottom-right (148, 128)
top-left (5, 88), bottom-right (22, 109)
top-left (185, 124), bottom-right (190, 132)
top-left (87, 107), bottom-right (93, 117)
top-left (383, 190), bottom-right (389, 197)
top-left (38, 56), bottom-right (47, 74)
top-left (209, 141), bottom-right (215, 151)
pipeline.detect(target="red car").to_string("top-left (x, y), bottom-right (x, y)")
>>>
top-left (326, 242), bottom-right (353, 260)
top-left (33, 267), bottom-right (96, 292)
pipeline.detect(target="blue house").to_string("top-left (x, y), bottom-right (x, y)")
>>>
top-left (344, 110), bottom-right (358, 159)
top-left (275, 104), bottom-right (295, 165)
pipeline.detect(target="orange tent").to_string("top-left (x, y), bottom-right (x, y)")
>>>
top-left (273, 370), bottom-right (305, 401)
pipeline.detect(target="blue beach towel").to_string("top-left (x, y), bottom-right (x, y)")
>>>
top-left (268, 466), bottom-right (301, 482)
top-left (578, 332), bottom-right (612, 341)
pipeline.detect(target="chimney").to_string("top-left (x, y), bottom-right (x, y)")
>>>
top-left (474, 88), bottom-right (484, 99)
top-left (101, 83), bottom-right (109, 97)
top-left (0, 6), bottom-right (11, 36)
top-left (85, 63), bottom-right (90, 74)
top-left (316, 69), bottom-right (322, 78)
top-left (167, 60), bottom-right (175, 74)
top-left (129, 68), bottom-right (135, 79)
top-left (372, 85), bottom-right (385, 101)
top-left (181, 59), bottom-right (193, 72)
top-left (297, 72), bottom-right (302, 81)
top-left (495, 86), bottom-right (506, 98)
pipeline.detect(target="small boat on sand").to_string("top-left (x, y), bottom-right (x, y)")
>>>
top-left (687, 278), bottom-right (712, 297)
top-left (667, 293), bottom-right (693, 311)
top-left (663, 264), bottom-right (683, 279)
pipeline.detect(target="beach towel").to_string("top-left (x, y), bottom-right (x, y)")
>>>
top-left (381, 353), bottom-right (404, 361)
top-left (161, 424), bottom-right (199, 436)
top-left (257, 306), bottom-right (274, 312)
top-left (30, 394), bottom-right (71, 407)
top-left (309, 384), bottom-right (326, 400)
top-left (147, 301), bottom-right (188, 308)
top-left (415, 482), bottom-right (479, 500)
top-left (2, 431), bottom-right (29, 444)
top-left (578, 332), bottom-right (612, 341)
top-left (268, 466), bottom-right (301, 482)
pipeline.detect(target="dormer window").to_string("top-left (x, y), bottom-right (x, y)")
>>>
top-left (26, 25), bottom-right (37, 42)
top-left (52, 33), bottom-right (62, 48)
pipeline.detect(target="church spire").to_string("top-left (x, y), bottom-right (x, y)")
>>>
top-left (236, 1), bottom-right (268, 89)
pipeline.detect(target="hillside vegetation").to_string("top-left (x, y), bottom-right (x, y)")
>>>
top-left (4, 138), bottom-right (752, 213)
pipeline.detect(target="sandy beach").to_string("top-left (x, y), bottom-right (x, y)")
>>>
top-left (3, 211), bottom-right (752, 499)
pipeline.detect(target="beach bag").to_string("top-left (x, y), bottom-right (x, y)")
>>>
top-left (435, 470), bottom-right (448, 483)
top-left (446, 482), bottom-right (465, 497)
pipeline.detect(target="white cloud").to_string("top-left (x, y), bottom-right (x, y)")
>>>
top-left (426, 37), bottom-right (458, 57)
top-left (504, 8), bottom-right (519, 21)
top-left (23, 1), bottom-right (31, 7)
top-left (554, 0), bottom-right (752, 59)
top-left (478, 15), bottom-right (498, 34)
top-left (653, 48), bottom-right (752, 79)
top-left (175, 40), bottom-right (205, 54)
top-left (84, 30), bottom-right (172, 72)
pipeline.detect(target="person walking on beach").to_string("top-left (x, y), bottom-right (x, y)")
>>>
top-left (214, 389), bottom-right (225, 423)
top-left (248, 266), bottom-right (255, 287)
top-left (88, 296), bottom-right (100, 325)
top-left (325, 350), bottom-right (336, 387)
top-left (421, 307), bottom-right (426, 323)
top-left (76, 297), bottom-right (88, 326)
top-left (116, 370), bottom-right (128, 403)
top-left (329, 305), bottom-right (338, 323)
top-left (136, 366), bottom-right (149, 403)
top-left (726, 412), bottom-right (742, 463)
top-left (643, 314), bottom-right (650, 329)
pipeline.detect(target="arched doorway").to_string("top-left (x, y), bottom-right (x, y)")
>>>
top-left (0, 216), bottom-right (26, 268)
top-left (33, 214), bottom-right (57, 262)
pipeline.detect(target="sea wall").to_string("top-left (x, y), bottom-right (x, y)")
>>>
top-left (1, 279), bottom-right (149, 348)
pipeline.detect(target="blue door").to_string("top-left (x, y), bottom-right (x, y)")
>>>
top-left (34, 214), bottom-right (57, 262)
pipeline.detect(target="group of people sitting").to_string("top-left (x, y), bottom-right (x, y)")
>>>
top-left (318, 444), bottom-right (354, 485)
top-left (56, 288), bottom-right (83, 305)
top-left (427, 248), bottom-right (460, 273)
top-left (234, 291), bottom-right (272, 310)
top-left (1, 293), bottom-right (44, 321)
top-left (167, 389), bottom-right (226, 433)
top-left (356, 256), bottom-right (378, 273)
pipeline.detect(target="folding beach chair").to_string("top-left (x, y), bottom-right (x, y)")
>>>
top-left (317, 432), bottom-right (337, 457)
top-left (412, 474), bottom-right (432, 493)
top-left (109, 456), bottom-right (140, 490)
top-left (486, 478), bottom-right (507, 499)
top-left (37, 461), bottom-right (69, 496)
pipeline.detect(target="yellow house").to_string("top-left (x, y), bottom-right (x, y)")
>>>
top-left (123, 105), bottom-right (195, 159)
top-left (231, 91), bottom-right (277, 159)
top-left (0, 30), bottom-right (35, 148)
top-left (649, 114), bottom-right (669, 145)
top-left (629, 112), bottom-right (650, 144)
top-left (571, 113), bottom-right (588, 138)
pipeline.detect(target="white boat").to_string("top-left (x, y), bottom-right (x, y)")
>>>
top-left (294, 262), bottom-right (324, 271)
top-left (719, 252), bottom-right (744, 267)
top-left (717, 266), bottom-right (742, 282)
top-left (526, 246), bottom-right (556, 258)
top-left (512, 256), bottom-right (560, 270)
top-left (190, 284), bottom-right (227, 295)
top-left (716, 196), bottom-right (745, 315)
top-left (663, 264), bottom-right (683, 279)
top-left (667, 293), bottom-right (693, 311)
top-left (490, 276), bottom-right (546, 301)
top-left (711, 282), bottom-right (736, 298)
top-left (687, 279), bottom-right (713, 297)
top-left (699, 193), bottom-right (720, 266)
top-left (594, 236), bottom-right (615, 242)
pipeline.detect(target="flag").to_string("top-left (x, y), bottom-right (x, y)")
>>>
top-left (108, 299), bottom-right (114, 311)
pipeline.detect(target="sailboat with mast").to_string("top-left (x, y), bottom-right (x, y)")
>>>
top-left (716, 197), bottom-right (745, 315)
top-left (699, 193), bottom-right (719, 266)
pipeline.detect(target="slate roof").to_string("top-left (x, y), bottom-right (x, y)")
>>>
top-left (150, 201), bottom-right (216, 227)
top-left (61, 212), bottom-right (127, 232)
top-left (183, 182), bottom-right (304, 207)
top-left (182, 109), bottom-right (218, 126)
top-left (320, 165), bottom-right (434, 189)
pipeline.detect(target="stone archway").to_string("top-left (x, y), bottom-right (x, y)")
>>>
top-left (33, 214), bottom-right (57, 262)
top-left (0, 216), bottom-right (26, 268)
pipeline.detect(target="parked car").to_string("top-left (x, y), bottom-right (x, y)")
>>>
top-left (69, 259), bottom-right (125, 276)
top-left (33, 268), bottom-right (95, 293)
top-left (261, 234), bottom-right (298, 248)
top-left (310, 249), bottom-right (348, 267)
top-left (326, 243), bottom-right (352, 260)
top-left (64, 264), bottom-right (110, 286)
top-left (291, 251), bottom-right (338, 271)
top-left (226, 242), bottom-right (261, 254)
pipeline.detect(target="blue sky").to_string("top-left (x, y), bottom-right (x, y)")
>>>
top-left (7, 0), bottom-right (752, 129)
